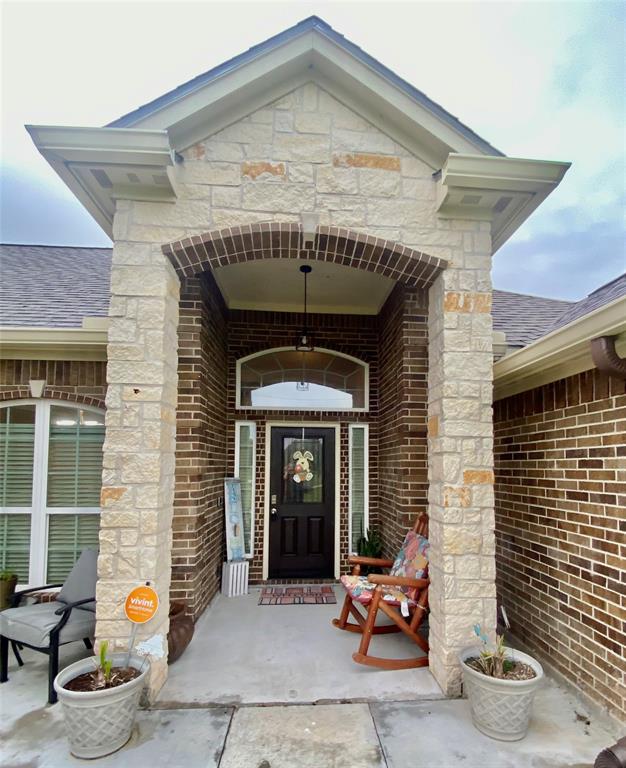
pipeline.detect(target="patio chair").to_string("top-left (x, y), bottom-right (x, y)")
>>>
top-left (0, 548), bottom-right (98, 704)
top-left (332, 514), bottom-right (429, 669)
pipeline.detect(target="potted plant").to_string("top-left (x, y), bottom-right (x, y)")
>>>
top-left (54, 641), bottom-right (149, 759)
top-left (459, 624), bottom-right (544, 741)
top-left (356, 528), bottom-right (384, 575)
top-left (0, 570), bottom-right (18, 610)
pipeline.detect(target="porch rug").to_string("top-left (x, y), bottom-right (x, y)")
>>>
top-left (259, 586), bottom-right (337, 605)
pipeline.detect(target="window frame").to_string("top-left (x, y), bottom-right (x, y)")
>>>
top-left (348, 423), bottom-right (369, 555)
top-left (234, 420), bottom-right (256, 559)
top-left (236, 347), bottom-right (369, 412)
top-left (0, 399), bottom-right (103, 586)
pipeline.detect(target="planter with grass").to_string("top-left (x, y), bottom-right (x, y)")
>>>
top-left (459, 625), bottom-right (544, 741)
top-left (0, 571), bottom-right (18, 611)
top-left (54, 641), bottom-right (149, 759)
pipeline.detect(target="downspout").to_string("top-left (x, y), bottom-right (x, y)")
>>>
top-left (590, 336), bottom-right (626, 379)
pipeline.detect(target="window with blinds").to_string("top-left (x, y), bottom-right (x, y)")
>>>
top-left (47, 514), bottom-right (100, 582)
top-left (349, 424), bottom-right (369, 553)
top-left (0, 404), bottom-right (36, 506)
top-left (47, 405), bottom-right (104, 507)
top-left (235, 422), bottom-right (256, 557)
top-left (0, 401), bottom-right (104, 585)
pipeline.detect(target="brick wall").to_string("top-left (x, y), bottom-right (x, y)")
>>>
top-left (171, 273), bottom-right (228, 617)
top-left (0, 359), bottom-right (107, 407)
top-left (378, 284), bottom-right (429, 558)
top-left (494, 368), bottom-right (626, 720)
top-left (227, 307), bottom-right (379, 582)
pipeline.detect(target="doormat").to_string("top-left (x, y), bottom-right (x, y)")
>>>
top-left (259, 586), bottom-right (337, 605)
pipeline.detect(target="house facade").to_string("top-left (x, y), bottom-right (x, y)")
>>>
top-left (2, 17), bottom-right (597, 703)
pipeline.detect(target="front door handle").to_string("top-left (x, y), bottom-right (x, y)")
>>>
top-left (271, 506), bottom-right (278, 518)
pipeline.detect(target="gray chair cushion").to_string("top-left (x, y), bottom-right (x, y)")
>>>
top-left (0, 601), bottom-right (95, 648)
top-left (57, 548), bottom-right (98, 611)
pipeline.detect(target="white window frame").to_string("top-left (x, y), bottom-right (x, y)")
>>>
top-left (234, 420), bottom-right (256, 558)
top-left (348, 423), bottom-right (369, 555)
top-left (236, 347), bottom-right (370, 412)
top-left (0, 399), bottom-right (103, 586)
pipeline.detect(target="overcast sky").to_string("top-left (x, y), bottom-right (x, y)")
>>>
top-left (1, 0), bottom-right (624, 300)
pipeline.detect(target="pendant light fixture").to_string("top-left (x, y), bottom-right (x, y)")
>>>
top-left (296, 264), bottom-right (314, 353)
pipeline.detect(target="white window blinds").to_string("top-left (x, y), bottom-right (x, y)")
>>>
top-left (235, 422), bottom-right (256, 557)
top-left (349, 424), bottom-right (369, 553)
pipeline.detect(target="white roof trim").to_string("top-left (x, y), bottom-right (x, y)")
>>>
top-left (0, 325), bottom-right (109, 361)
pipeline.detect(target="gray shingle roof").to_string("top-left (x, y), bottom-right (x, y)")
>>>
top-left (549, 273), bottom-right (626, 332)
top-left (0, 244), bottom-right (111, 327)
top-left (492, 290), bottom-right (574, 349)
top-left (1, 246), bottom-right (623, 351)
top-left (107, 16), bottom-right (504, 157)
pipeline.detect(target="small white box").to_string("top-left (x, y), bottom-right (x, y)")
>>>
top-left (221, 560), bottom-right (249, 597)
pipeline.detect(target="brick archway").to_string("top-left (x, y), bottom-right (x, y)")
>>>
top-left (0, 389), bottom-right (105, 410)
top-left (162, 222), bottom-right (446, 288)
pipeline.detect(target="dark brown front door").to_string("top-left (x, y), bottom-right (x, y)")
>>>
top-left (269, 427), bottom-right (335, 579)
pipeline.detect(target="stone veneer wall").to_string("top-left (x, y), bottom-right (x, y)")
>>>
top-left (494, 369), bottom-right (626, 720)
top-left (378, 284), bottom-right (429, 557)
top-left (0, 359), bottom-right (107, 407)
top-left (171, 273), bottom-right (228, 617)
top-left (104, 80), bottom-right (496, 697)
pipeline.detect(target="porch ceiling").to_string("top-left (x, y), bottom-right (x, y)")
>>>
top-left (214, 258), bottom-right (394, 314)
top-left (162, 222), bottom-right (447, 297)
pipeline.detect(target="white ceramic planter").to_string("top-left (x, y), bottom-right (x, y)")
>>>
top-left (459, 646), bottom-right (544, 741)
top-left (54, 653), bottom-right (149, 759)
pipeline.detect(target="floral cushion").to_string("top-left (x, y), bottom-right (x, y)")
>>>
top-left (340, 575), bottom-right (416, 607)
top-left (388, 531), bottom-right (429, 600)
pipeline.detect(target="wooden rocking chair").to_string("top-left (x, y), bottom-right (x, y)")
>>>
top-left (332, 514), bottom-right (429, 670)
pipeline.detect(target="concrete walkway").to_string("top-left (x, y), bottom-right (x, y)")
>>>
top-left (1, 644), bottom-right (621, 767)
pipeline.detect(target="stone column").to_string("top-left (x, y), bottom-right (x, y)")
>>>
top-left (426, 221), bottom-right (497, 696)
top-left (96, 237), bottom-right (180, 699)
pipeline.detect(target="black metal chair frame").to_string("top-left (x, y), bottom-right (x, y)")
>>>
top-left (0, 584), bottom-right (95, 704)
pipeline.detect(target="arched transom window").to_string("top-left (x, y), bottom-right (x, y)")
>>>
top-left (237, 348), bottom-right (369, 411)
top-left (0, 400), bottom-right (104, 585)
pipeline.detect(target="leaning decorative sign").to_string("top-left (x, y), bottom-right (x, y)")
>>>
top-left (224, 478), bottom-right (245, 561)
top-left (125, 584), bottom-right (159, 624)
top-left (124, 582), bottom-right (159, 664)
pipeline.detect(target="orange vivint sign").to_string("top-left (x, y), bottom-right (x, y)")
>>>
top-left (124, 585), bottom-right (159, 624)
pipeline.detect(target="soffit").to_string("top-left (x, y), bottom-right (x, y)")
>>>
top-left (213, 258), bottom-right (395, 315)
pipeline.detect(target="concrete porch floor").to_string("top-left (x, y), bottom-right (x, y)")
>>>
top-left (158, 585), bottom-right (442, 706)
top-left (1, 586), bottom-right (621, 767)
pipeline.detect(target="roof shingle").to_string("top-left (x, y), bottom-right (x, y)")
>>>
top-left (0, 244), bottom-right (111, 328)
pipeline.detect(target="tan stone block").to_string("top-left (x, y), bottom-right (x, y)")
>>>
top-left (443, 292), bottom-right (492, 314)
top-left (401, 156), bottom-right (431, 178)
top-left (274, 110), bottom-right (293, 132)
top-left (211, 186), bottom-right (241, 207)
top-left (242, 182), bottom-right (315, 212)
top-left (463, 469), bottom-right (494, 485)
top-left (428, 415), bottom-right (439, 437)
top-left (213, 122), bottom-right (273, 144)
top-left (442, 526), bottom-right (481, 555)
top-left (288, 163), bottom-right (314, 183)
top-left (120, 528), bottom-right (138, 546)
top-left (333, 153), bottom-right (400, 171)
top-left (241, 161), bottom-right (286, 181)
top-left (200, 141), bottom-right (244, 162)
top-left (210, 209), bottom-right (270, 228)
top-left (101, 486), bottom-right (128, 507)
top-left (443, 486), bottom-right (470, 508)
top-left (100, 510), bottom-right (139, 528)
top-left (332, 129), bottom-right (396, 154)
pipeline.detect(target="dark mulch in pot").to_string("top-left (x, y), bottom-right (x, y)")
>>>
top-left (64, 667), bottom-right (141, 692)
top-left (465, 657), bottom-right (537, 681)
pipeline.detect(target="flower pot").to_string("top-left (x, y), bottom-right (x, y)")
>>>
top-left (0, 575), bottom-right (18, 610)
top-left (167, 601), bottom-right (194, 664)
top-left (54, 652), bottom-right (149, 759)
top-left (459, 646), bottom-right (544, 741)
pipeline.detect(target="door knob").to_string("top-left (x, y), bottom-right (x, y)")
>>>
top-left (271, 506), bottom-right (278, 518)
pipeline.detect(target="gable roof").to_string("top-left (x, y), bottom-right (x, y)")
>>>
top-left (108, 16), bottom-right (503, 158)
top-left (0, 244), bottom-right (111, 328)
top-left (492, 289), bottom-right (574, 349)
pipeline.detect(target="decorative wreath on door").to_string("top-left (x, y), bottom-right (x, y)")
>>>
top-left (292, 450), bottom-right (314, 483)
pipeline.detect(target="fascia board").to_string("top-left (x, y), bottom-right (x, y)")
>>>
top-left (493, 296), bottom-right (626, 393)
top-left (120, 29), bottom-right (496, 164)
top-left (442, 154), bottom-right (571, 191)
top-left (0, 326), bottom-right (108, 361)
